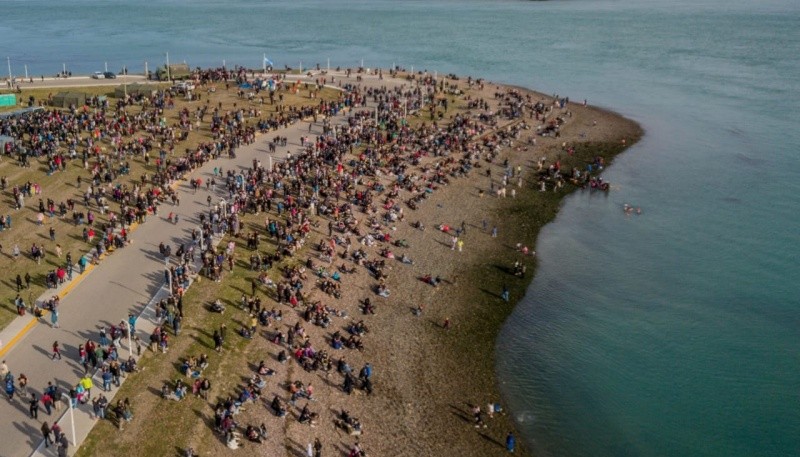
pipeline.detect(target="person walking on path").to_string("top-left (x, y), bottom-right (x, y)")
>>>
top-left (314, 438), bottom-right (323, 457)
top-left (41, 390), bottom-right (53, 415)
top-left (41, 422), bottom-right (52, 448)
top-left (4, 375), bottom-right (15, 400)
top-left (506, 432), bottom-right (516, 453)
top-left (56, 433), bottom-right (68, 457)
top-left (50, 306), bottom-right (59, 328)
top-left (29, 393), bottom-right (39, 419)
top-left (128, 313), bottom-right (137, 335)
top-left (17, 373), bottom-right (28, 398)
top-left (51, 341), bottom-right (62, 360)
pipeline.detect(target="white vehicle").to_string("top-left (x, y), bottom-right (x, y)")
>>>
top-left (172, 81), bottom-right (196, 92)
top-left (91, 71), bottom-right (106, 79)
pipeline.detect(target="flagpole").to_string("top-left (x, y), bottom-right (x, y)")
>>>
top-left (263, 53), bottom-right (266, 72)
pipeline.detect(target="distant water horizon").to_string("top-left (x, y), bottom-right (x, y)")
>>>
top-left (3, 1), bottom-right (798, 456)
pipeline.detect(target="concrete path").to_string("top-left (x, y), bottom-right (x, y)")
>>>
top-left (6, 75), bottom-right (151, 91)
top-left (0, 70), bottom-right (407, 457)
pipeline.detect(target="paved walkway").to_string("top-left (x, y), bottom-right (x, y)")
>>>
top-left (0, 70), bottom-right (405, 457)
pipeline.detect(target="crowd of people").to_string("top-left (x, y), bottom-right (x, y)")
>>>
top-left (0, 65), bottom-right (600, 455)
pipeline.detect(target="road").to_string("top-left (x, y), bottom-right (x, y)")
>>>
top-left (6, 75), bottom-right (153, 91)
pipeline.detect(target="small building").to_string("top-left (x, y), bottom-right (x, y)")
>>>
top-left (115, 83), bottom-right (156, 99)
top-left (156, 63), bottom-right (191, 81)
top-left (0, 93), bottom-right (16, 107)
top-left (51, 91), bottom-right (87, 108)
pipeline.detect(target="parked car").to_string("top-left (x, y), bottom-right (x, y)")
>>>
top-left (91, 71), bottom-right (105, 79)
top-left (103, 72), bottom-right (117, 79)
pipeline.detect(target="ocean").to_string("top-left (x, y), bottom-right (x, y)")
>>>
top-left (3, 1), bottom-right (798, 456)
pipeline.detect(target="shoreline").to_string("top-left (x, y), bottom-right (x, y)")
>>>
top-left (392, 84), bottom-right (643, 456)
top-left (19, 70), bottom-right (644, 456)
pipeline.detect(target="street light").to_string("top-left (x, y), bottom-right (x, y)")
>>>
top-left (60, 392), bottom-right (77, 446)
top-left (125, 320), bottom-right (133, 358)
top-left (166, 267), bottom-right (172, 296)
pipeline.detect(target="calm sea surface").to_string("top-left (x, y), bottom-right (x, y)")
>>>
top-left (3, 1), bottom-right (799, 456)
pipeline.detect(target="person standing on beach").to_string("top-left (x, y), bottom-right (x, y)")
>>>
top-left (506, 432), bottom-right (516, 453)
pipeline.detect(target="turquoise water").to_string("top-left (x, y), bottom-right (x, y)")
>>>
top-left (3, 1), bottom-right (799, 456)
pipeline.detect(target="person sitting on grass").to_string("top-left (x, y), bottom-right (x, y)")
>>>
top-left (298, 403), bottom-right (318, 426)
top-left (246, 425), bottom-right (264, 444)
top-left (271, 395), bottom-right (287, 417)
top-left (376, 284), bottom-right (390, 297)
top-left (256, 361), bottom-right (275, 376)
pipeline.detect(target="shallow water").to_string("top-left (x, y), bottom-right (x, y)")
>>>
top-left (2, 1), bottom-right (799, 456)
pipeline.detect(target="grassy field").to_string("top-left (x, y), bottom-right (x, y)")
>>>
top-left (0, 80), bottom-right (340, 331)
top-left (75, 188), bottom-right (315, 457)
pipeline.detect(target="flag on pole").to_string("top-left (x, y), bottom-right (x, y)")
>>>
top-left (264, 57), bottom-right (274, 67)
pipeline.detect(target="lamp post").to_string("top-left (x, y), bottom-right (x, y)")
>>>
top-left (166, 266), bottom-right (172, 296)
top-left (61, 392), bottom-right (77, 446)
top-left (125, 320), bottom-right (133, 358)
top-left (165, 52), bottom-right (170, 81)
top-left (7, 57), bottom-right (11, 81)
